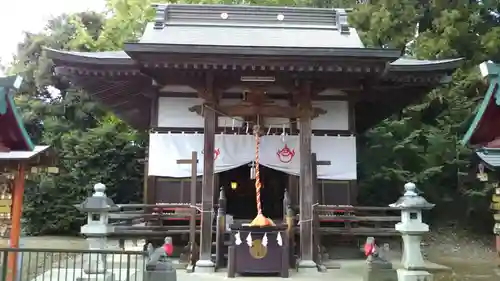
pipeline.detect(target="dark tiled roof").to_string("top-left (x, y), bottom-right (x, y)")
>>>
top-left (143, 4), bottom-right (361, 48)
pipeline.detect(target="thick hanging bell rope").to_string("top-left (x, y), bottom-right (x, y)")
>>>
top-left (255, 127), bottom-right (262, 215)
top-left (250, 125), bottom-right (275, 227)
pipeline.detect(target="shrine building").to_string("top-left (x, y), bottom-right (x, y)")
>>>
top-left (461, 61), bottom-right (500, 260)
top-left (45, 4), bottom-right (461, 272)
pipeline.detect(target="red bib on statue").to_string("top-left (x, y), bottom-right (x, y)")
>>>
top-left (164, 243), bottom-right (174, 256)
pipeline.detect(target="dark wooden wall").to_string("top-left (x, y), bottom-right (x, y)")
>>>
top-left (150, 175), bottom-right (357, 206)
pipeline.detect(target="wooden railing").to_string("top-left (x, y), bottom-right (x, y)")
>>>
top-left (313, 205), bottom-right (400, 236)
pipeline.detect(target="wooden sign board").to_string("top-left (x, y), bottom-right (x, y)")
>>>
top-left (491, 202), bottom-right (500, 211)
top-left (494, 213), bottom-right (500, 221)
top-left (0, 199), bottom-right (12, 214)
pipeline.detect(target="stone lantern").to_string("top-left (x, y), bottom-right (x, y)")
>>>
top-left (390, 182), bottom-right (434, 276)
top-left (74, 183), bottom-right (120, 281)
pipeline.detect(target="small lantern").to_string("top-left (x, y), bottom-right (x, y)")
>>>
top-left (390, 182), bottom-right (434, 270)
top-left (231, 181), bottom-right (238, 190)
top-left (249, 162), bottom-right (256, 180)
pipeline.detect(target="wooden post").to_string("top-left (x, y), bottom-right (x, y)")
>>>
top-left (283, 189), bottom-right (295, 267)
top-left (215, 187), bottom-right (226, 270)
top-left (197, 100), bottom-right (217, 271)
top-left (8, 163), bottom-right (25, 281)
top-left (176, 151), bottom-right (198, 271)
top-left (298, 81), bottom-right (315, 270)
top-left (311, 153), bottom-right (330, 268)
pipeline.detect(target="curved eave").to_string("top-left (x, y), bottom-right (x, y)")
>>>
top-left (54, 66), bottom-right (151, 130)
top-left (461, 80), bottom-right (499, 146)
top-left (475, 148), bottom-right (500, 170)
top-left (124, 42), bottom-right (402, 60)
top-left (0, 80), bottom-right (35, 151)
top-left (44, 48), bottom-right (136, 66)
top-left (388, 58), bottom-right (464, 73)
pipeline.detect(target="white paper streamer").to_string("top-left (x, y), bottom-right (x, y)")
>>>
top-left (262, 233), bottom-right (268, 247)
top-left (277, 232), bottom-right (283, 246)
top-left (246, 232), bottom-right (253, 247)
top-left (235, 231), bottom-right (242, 245)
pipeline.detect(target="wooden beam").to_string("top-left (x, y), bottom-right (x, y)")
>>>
top-left (188, 104), bottom-right (326, 119)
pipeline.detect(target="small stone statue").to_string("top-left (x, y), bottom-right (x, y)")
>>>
top-left (364, 237), bottom-right (392, 269)
top-left (145, 241), bottom-right (177, 281)
top-left (363, 237), bottom-right (397, 281)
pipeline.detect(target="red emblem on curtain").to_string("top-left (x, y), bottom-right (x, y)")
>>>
top-left (202, 148), bottom-right (221, 160)
top-left (277, 144), bottom-right (295, 163)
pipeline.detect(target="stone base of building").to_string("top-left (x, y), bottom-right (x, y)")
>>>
top-left (396, 269), bottom-right (433, 281)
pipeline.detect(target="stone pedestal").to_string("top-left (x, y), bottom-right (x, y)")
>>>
top-left (145, 260), bottom-right (176, 281)
top-left (297, 259), bottom-right (318, 273)
top-left (400, 232), bottom-right (427, 269)
top-left (363, 250), bottom-right (397, 281)
top-left (396, 269), bottom-right (433, 281)
top-left (195, 259), bottom-right (215, 273)
top-left (364, 268), bottom-right (398, 281)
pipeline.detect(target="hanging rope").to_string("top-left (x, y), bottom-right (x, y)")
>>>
top-left (250, 124), bottom-right (275, 227)
top-left (255, 125), bottom-right (262, 215)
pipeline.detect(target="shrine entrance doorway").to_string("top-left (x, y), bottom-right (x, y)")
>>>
top-left (219, 165), bottom-right (287, 220)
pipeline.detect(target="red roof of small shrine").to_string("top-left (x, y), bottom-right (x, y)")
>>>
top-left (0, 76), bottom-right (35, 153)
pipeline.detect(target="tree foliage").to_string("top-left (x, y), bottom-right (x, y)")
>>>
top-left (6, 0), bottom-right (500, 234)
top-left (9, 11), bottom-right (145, 235)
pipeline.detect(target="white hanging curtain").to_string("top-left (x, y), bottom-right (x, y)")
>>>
top-left (148, 133), bottom-right (357, 180)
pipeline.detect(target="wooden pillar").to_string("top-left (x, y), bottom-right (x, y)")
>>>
top-left (196, 75), bottom-right (217, 271)
top-left (177, 152), bottom-right (199, 271)
top-left (8, 163), bottom-right (25, 281)
top-left (297, 82), bottom-right (315, 270)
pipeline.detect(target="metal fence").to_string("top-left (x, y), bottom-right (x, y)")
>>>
top-left (0, 248), bottom-right (147, 281)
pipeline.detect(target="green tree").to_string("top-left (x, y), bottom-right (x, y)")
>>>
top-left (9, 0), bottom-right (499, 234)
top-left (9, 11), bottom-right (145, 235)
top-left (349, 0), bottom-right (500, 231)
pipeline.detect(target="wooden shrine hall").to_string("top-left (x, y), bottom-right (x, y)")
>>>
top-left (45, 4), bottom-right (462, 273)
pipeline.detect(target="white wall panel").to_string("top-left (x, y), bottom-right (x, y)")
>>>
top-left (311, 100), bottom-right (349, 130)
top-left (157, 97), bottom-right (204, 128)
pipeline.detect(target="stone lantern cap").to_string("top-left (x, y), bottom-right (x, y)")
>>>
top-left (74, 183), bottom-right (120, 212)
top-left (389, 182), bottom-right (435, 210)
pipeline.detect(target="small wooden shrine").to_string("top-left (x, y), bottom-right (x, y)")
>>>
top-left (45, 4), bottom-right (461, 272)
top-left (0, 75), bottom-right (57, 279)
top-left (461, 61), bottom-right (500, 264)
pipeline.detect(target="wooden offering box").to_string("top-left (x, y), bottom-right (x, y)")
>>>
top-left (228, 224), bottom-right (289, 278)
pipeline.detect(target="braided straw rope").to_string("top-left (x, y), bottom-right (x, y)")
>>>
top-left (250, 125), bottom-right (274, 227)
top-left (255, 129), bottom-right (262, 215)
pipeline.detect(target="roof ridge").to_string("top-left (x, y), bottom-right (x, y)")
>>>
top-left (151, 3), bottom-right (349, 33)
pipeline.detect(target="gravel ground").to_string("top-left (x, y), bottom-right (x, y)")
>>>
top-left (423, 228), bottom-right (499, 281)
